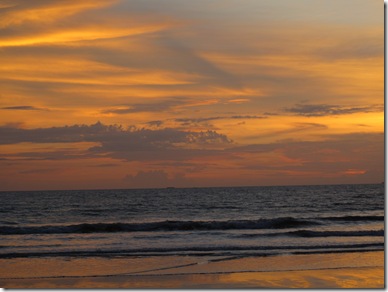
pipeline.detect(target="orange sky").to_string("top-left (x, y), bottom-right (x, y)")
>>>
top-left (0, 0), bottom-right (384, 190)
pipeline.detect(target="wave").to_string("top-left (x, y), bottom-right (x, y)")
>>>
top-left (0, 214), bottom-right (383, 235)
top-left (236, 229), bottom-right (384, 238)
top-left (0, 217), bottom-right (318, 235)
top-left (0, 242), bottom-right (383, 259)
top-left (320, 215), bottom-right (384, 222)
top-left (287, 229), bottom-right (384, 237)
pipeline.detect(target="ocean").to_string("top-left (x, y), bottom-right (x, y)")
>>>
top-left (0, 183), bottom-right (384, 261)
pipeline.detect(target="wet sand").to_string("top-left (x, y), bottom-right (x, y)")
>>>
top-left (0, 251), bottom-right (384, 288)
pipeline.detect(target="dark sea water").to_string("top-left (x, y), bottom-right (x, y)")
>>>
top-left (0, 184), bottom-right (384, 259)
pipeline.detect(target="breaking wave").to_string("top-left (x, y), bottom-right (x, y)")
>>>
top-left (0, 214), bottom-right (383, 235)
top-left (0, 217), bottom-right (319, 235)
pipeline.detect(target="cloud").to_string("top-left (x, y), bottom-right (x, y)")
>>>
top-left (317, 36), bottom-right (383, 60)
top-left (285, 103), bottom-right (383, 117)
top-left (0, 122), bottom-right (115, 144)
top-left (102, 100), bottom-right (183, 114)
top-left (221, 132), bottom-right (383, 186)
top-left (93, 163), bottom-right (119, 167)
top-left (175, 115), bottom-right (265, 125)
top-left (0, 121), bottom-right (383, 187)
top-left (0, 0), bottom-right (116, 28)
top-left (146, 120), bottom-right (164, 127)
top-left (0, 0), bottom-right (180, 48)
top-left (0, 122), bottom-right (232, 162)
top-left (155, 37), bottom-right (243, 90)
top-left (2, 149), bottom-right (93, 161)
top-left (245, 122), bottom-right (328, 141)
top-left (229, 115), bottom-right (264, 119)
top-left (88, 127), bottom-right (232, 163)
top-left (63, 35), bottom-right (243, 91)
top-left (1, 105), bottom-right (48, 111)
top-left (19, 168), bottom-right (59, 174)
top-left (0, 22), bottom-right (171, 48)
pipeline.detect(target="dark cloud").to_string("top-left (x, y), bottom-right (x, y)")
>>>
top-left (88, 127), bottom-right (232, 163)
top-left (0, 121), bottom-right (232, 146)
top-left (175, 117), bottom-right (222, 123)
top-left (175, 115), bottom-right (265, 124)
top-left (0, 121), bottom-right (383, 185)
top-left (293, 122), bottom-right (327, 128)
top-left (1, 105), bottom-right (48, 111)
top-left (2, 150), bottom-right (93, 161)
top-left (230, 115), bottom-right (265, 119)
top-left (0, 120), bottom-right (383, 186)
top-left (93, 163), bottom-right (119, 167)
top-left (234, 131), bottom-right (381, 150)
top-left (0, 121), bottom-right (118, 144)
top-left (0, 122), bottom-right (232, 161)
top-left (285, 103), bottom-right (383, 117)
top-left (146, 120), bottom-right (164, 127)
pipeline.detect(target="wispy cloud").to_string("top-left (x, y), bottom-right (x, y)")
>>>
top-left (317, 35), bottom-right (383, 60)
top-left (175, 115), bottom-right (265, 125)
top-left (102, 100), bottom-right (183, 114)
top-left (285, 103), bottom-right (383, 117)
top-left (1, 105), bottom-right (48, 111)
top-left (0, 0), bottom-right (116, 28)
top-left (0, 0), bottom-right (180, 48)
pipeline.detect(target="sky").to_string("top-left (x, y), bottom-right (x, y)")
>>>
top-left (0, 0), bottom-right (383, 191)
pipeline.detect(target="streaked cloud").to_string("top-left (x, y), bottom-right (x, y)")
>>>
top-left (102, 100), bottom-right (184, 114)
top-left (316, 35), bottom-right (383, 60)
top-left (0, 0), bottom-right (116, 28)
top-left (92, 163), bottom-right (120, 168)
top-left (1, 105), bottom-right (48, 111)
top-left (285, 104), bottom-right (384, 117)
top-left (175, 115), bottom-right (265, 125)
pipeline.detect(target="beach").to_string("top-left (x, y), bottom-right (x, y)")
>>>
top-left (0, 251), bottom-right (384, 288)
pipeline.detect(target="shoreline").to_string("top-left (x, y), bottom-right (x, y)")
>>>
top-left (0, 250), bottom-right (384, 288)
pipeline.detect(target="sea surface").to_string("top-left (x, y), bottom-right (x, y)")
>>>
top-left (0, 184), bottom-right (384, 260)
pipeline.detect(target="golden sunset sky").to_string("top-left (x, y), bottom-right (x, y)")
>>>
top-left (0, 0), bottom-right (383, 190)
